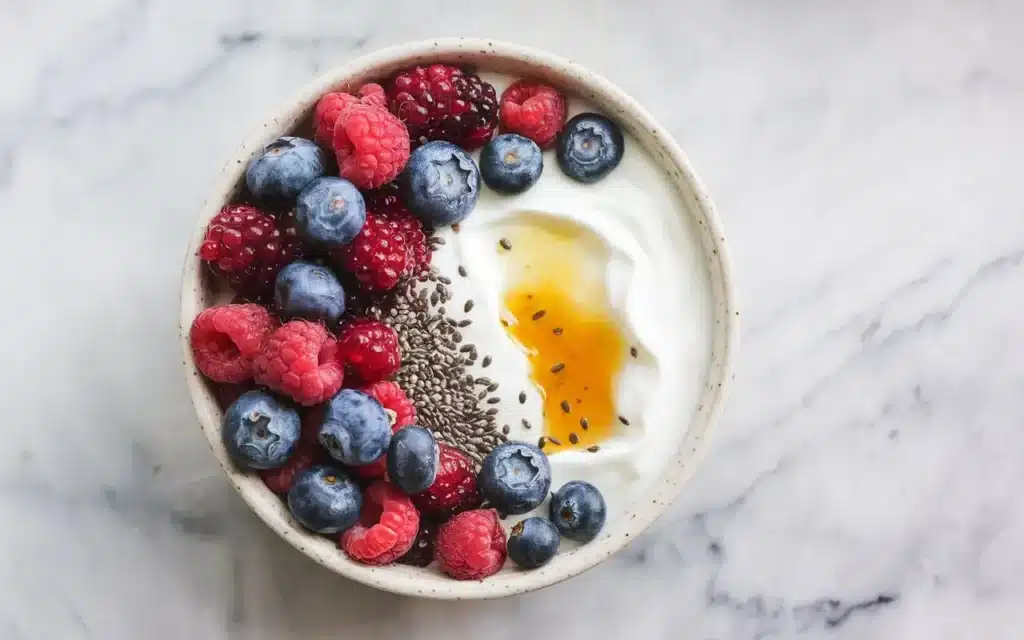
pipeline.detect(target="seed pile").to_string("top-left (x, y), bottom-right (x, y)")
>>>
top-left (361, 261), bottom-right (507, 465)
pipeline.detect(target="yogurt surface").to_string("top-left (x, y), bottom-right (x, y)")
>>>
top-left (423, 73), bottom-right (715, 523)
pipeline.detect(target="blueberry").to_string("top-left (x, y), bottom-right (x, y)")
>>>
top-left (274, 260), bottom-right (346, 329)
top-left (556, 113), bottom-right (624, 183)
top-left (400, 141), bottom-right (480, 226)
top-left (549, 480), bottom-right (606, 543)
top-left (477, 442), bottom-right (552, 515)
top-left (222, 390), bottom-right (300, 470)
top-left (246, 136), bottom-right (326, 201)
top-left (319, 389), bottom-right (391, 466)
top-left (295, 177), bottom-right (366, 248)
top-left (507, 517), bottom-right (560, 569)
top-left (479, 134), bottom-right (543, 194)
top-left (287, 465), bottom-right (362, 534)
top-left (386, 426), bottom-right (439, 494)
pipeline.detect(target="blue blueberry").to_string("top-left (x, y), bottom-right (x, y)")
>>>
top-left (386, 426), bottom-right (439, 494)
top-left (274, 260), bottom-right (346, 329)
top-left (287, 465), bottom-right (362, 534)
top-left (477, 442), bottom-right (552, 515)
top-left (549, 480), bottom-right (606, 543)
top-left (400, 141), bottom-right (480, 226)
top-left (556, 113), bottom-right (624, 183)
top-left (295, 177), bottom-right (366, 248)
top-left (318, 389), bottom-right (391, 466)
top-left (246, 136), bottom-right (326, 201)
top-left (507, 517), bottom-right (560, 569)
top-left (221, 390), bottom-right (300, 470)
top-left (479, 134), bottom-right (543, 194)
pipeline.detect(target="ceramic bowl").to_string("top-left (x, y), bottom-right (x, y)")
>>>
top-left (179, 38), bottom-right (736, 599)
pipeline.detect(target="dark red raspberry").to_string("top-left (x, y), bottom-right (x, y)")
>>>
top-left (190, 304), bottom-right (277, 383)
top-left (332, 101), bottom-right (410, 190)
top-left (300, 404), bottom-right (327, 444)
top-left (364, 184), bottom-right (431, 275)
top-left (358, 381), bottom-right (416, 429)
top-left (348, 455), bottom-right (388, 480)
top-left (397, 517), bottom-right (440, 567)
top-left (337, 318), bottom-right (401, 384)
top-left (387, 64), bottom-right (498, 149)
top-left (332, 212), bottom-right (411, 292)
top-left (198, 204), bottom-right (306, 299)
top-left (435, 509), bottom-right (507, 580)
top-left (252, 321), bottom-right (345, 406)
top-left (410, 444), bottom-right (482, 517)
top-left (259, 442), bottom-right (321, 494)
top-left (211, 383), bottom-right (251, 411)
top-left (499, 80), bottom-right (567, 149)
top-left (340, 481), bottom-right (420, 565)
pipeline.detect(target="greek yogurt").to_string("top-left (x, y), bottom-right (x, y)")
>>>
top-left (425, 73), bottom-right (714, 523)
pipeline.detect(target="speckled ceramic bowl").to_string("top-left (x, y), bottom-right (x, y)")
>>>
top-left (180, 38), bottom-right (736, 599)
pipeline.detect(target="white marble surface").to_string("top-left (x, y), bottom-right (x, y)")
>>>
top-left (2, 0), bottom-right (1023, 637)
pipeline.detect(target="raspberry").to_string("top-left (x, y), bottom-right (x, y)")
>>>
top-left (498, 81), bottom-right (568, 149)
top-left (397, 517), bottom-right (440, 567)
top-left (340, 481), bottom-right (420, 565)
top-left (190, 304), bottom-right (277, 383)
top-left (387, 64), bottom-right (498, 149)
top-left (198, 204), bottom-right (306, 299)
top-left (358, 381), bottom-right (416, 430)
top-left (332, 101), bottom-right (410, 190)
top-left (314, 93), bottom-right (357, 147)
top-left (211, 382), bottom-right (250, 411)
top-left (410, 444), bottom-right (482, 517)
top-left (300, 404), bottom-right (327, 444)
top-left (364, 183), bottom-right (431, 274)
top-left (259, 442), bottom-right (321, 494)
top-left (332, 212), bottom-right (411, 292)
top-left (252, 321), bottom-right (345, 406)
top-left (312, 83), bottom-right (388, 146)
top-left (348, 455), bottom-right (388, 480)
top-left (337, 318), bottom-right (401, 384)
top-left (435, 509), bottom-right (507, 580)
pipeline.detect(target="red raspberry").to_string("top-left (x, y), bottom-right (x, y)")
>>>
top-left (397, 517), bottom-right (440, 567)
top-left (410, 444), bottom-right (482, 517)
top-left (312, 83), bottom-right (388, 146)
top-left (337, 318), bottom-right (401, 384)
top-left (259, 442), bottom-right (321, 494)
top-left (332, 101), bottom-right (410, 190)
top-left (359, 381), bottom-right (416, 430)
top-left (364, 183), bottom-right (431, 274)
top-left (499, 81), bottom-right (567, 149)
top-left (252, 321), bottom-right (345, 406)
top-left (435, 509), bottom-right (507, 580)
top-left (387, 64), bottom-right (498, 149)
top-left (340, 481), bottom-right (420, 565)
top-left (190, 304), bottom-right (277, 383)
top-left (198, 204), bottom-right (306, 299)
top-left (332, 212), bottom-right (411, 292)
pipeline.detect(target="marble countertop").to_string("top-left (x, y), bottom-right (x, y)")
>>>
top-left (3, 0), bottom-right (1023, 637)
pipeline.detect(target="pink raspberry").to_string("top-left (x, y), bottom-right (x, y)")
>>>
top-left (499, 81), bottom-right (567, 149)
top-left (435, 509), bottom-right (507, 580)
top-left (252, 321), bottom-right (345, 406)
top-left (190, 304), bottom-right (277, 383)
top-left (358, 381), bottom-right (416, 430)
top-left (332, 102), bottom-right (410, 190)
top-left (312, 83), bottom-right (389, 147)
top-left (340, 481), bottom-right (420, 565)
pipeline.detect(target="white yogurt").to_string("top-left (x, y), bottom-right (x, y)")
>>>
top-left (423, 74), bottom-right (713, 524)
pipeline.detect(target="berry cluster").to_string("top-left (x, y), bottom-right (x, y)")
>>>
top-left (189, 65), bottom-right (621, 580)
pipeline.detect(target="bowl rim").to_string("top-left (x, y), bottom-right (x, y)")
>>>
top-left (180, 37), bottom-right (737, 599)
